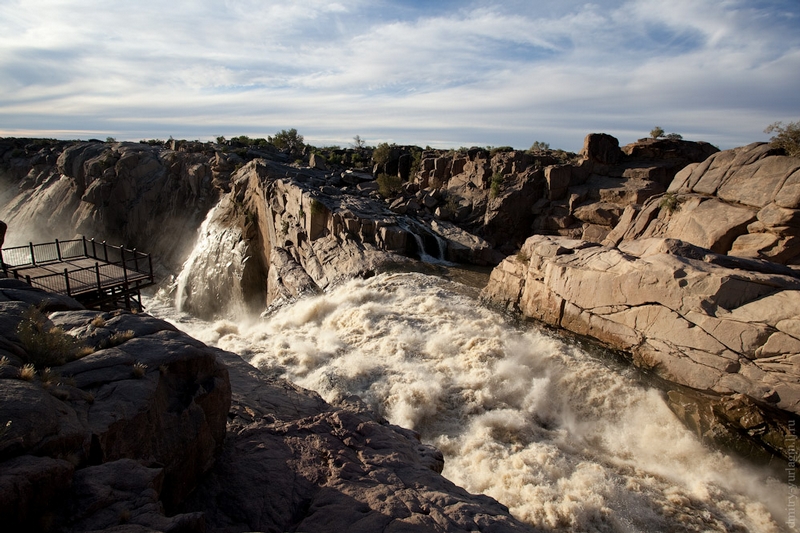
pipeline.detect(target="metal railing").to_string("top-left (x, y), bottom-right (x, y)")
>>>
top-left (0, 237), bottom-right (154, 298)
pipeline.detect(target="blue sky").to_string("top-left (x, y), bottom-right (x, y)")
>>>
top-left (0, 0), bottom-right (798, 152)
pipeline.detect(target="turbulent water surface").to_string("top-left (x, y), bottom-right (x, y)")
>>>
top-left (146, 269), bottom-right (791, 533)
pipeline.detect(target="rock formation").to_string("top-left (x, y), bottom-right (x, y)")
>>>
top-left (0, 278), bottom-right (230, 531)
top-left (406, 136), bottom-right (717, 254)
top-left (482, 142), bottom-right (800, 461)
top-left (0, 280), bottom-right (535, 532)
top-left (607, 142), bottom-right (800, 264)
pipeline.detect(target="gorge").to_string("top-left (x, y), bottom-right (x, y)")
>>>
top-left (0, 134), bottom-right (796, 532)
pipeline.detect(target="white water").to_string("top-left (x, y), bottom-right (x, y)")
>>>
top-left (174, 204), bottom-right (249, 318)
top-left (147, 272), bottom-right (793, 533)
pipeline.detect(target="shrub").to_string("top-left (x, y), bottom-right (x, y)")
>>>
top-left (489, 146), bottom-right (514, 157)
top-left (489, 171), bottom-right (505, 199)
top-left (372, 143), bottom-right (395, 166)
top-left (765, 121), bottom-right (800, 157)
top-left (529, 141), bottom-right (550, 151)
top-left (650, 126), bottom-right (665, 139)
top-left (97, 329), bottom-right (135, 350)
top-left (269, 128), bottom-right (305, 155)
top-left (376, 173), bottom-right (403, 198)
top-left (19, 364), bottom-right (36, 381)
top-left (17, 307), bottom-right (83, 367)
top-left (659, 192), bottom-right (680, 213)
top-left (665, 133), bottom-right (683, 140)
top-left (132, 362), bottom-right (147, 378)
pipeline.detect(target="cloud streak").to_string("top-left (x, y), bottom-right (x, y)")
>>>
top-left (0, 0), bottom-right (798, 151)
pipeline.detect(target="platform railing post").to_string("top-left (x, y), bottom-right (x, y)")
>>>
top-left (103, 241), bottom-right (108, 262)
top-left (64, 268), bottom-right (71, 296)
top-left (95, 263), bottom-right (102, 297)
top-left (91, 238), bottom-right (97, 259)
top-left (29, 242), bottom-right (35, 266)
top-left (120, 246), bottom-right (126, 270)
top-left (133, 248), bottom-right (139, 272)
top-left (25, 274), bottom-right (31, 286)
top-left (122, 262), bottom-right (130, 309)
top-left (56, 239), bottom-right (62, 261)
top-left (82, 236), bottom-right (88, 258)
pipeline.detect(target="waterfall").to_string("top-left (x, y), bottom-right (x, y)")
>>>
top-left (174, 202), bottom-right (248, 319)
top-left (399, 221), bottom-right (452, 264)
top-left (146, 272), bottom-right (789, 533)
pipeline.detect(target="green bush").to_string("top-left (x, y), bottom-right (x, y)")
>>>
top-left (529, 141), bottom-right (550, 151)
top-left (16, 307), bottom-right (83, 367)
top-left (765, 121), bottom-right (800, 157)
top-left (650, 126), bottom-right (665, 139)
top-left (659, 192), bottom-right (680, 213)
top-left (373, 143), bottom-right (395, 166)
top-left (376, 173), bottom-right (403, 198)
top-left (489, 171), bottom-right (505, 199)
top-left (269, 128), bottom-right (305, 155)
top-left (489, 146), bottom-right (514, 157)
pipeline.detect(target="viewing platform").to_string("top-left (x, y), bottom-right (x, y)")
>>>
top-left (1, 237), bottom-right (155, 310)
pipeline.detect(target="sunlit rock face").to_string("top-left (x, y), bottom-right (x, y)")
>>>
top-left (608, 142), bottom-right (800, 263)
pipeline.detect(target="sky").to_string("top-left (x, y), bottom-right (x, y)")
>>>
top-left (0, 0), bottom-right (798, 152)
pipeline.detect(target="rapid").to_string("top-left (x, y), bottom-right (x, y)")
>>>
top-left (145, 212), bottom-right (793, 533)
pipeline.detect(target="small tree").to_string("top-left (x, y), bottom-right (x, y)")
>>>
top-left (372, 142), bottom-right (395, 166)
top-left (665, 133), bottom-right (683, 140)
top-left (352, 135), bottom-right (365, 150)
top-left (765, 121), bottom-right (800, 157)
top-left (650, 126), bottom-right (665, 139)
top-left (269, 128), bottom-right (305, 155)
top-left (529, 141), bottom-right (550, 151)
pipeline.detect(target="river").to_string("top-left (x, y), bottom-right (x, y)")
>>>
top-left (144, 266), bottom-right (791, 533)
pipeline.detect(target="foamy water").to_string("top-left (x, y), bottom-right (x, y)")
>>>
top-left (146, 272), bottom-right (792, 533)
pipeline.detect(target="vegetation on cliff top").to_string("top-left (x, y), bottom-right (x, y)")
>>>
top-left (765, 120), bottom-right (800, 157)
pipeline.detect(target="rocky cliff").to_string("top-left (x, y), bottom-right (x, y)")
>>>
top-left (1, 134), bottom-right (717, 299)
top-left (0, 281), bottom-right (536, 532)
top-left (0, 138), bottom-right (234, 275)
top-left (482, 142), bottom-right (800, 461)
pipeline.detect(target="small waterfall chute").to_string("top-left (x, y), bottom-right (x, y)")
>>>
top-left (174, 200), bottom-right (248, 319)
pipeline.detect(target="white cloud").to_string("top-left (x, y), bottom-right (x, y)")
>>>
top-left (0, 0), bottom-right (797, 151)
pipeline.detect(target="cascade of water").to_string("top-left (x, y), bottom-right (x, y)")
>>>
top-left (148, 272), bottom-right (790, 533)
top-left (174, 202), bottom-right (248, 318)
top-left (398, 221), bottom-right (451, 264)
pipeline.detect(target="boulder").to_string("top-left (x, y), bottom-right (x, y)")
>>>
top-left (581, 133), bottom-right (623, 165)
top-left (309, 153), bottom-right (327, 170)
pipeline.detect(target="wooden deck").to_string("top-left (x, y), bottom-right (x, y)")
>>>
top-left (1, 238), bottom-right (155, 310)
